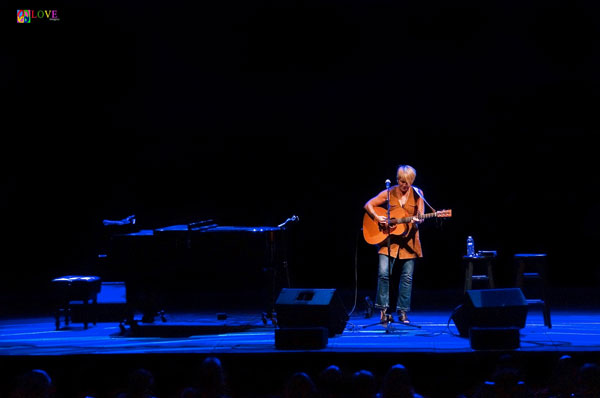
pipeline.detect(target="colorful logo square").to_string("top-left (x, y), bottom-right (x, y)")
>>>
top-left (17, 9), bottom-right (31, 23)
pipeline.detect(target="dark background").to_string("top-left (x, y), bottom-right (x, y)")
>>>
top-left (3, 0), bottom-right (599, 312)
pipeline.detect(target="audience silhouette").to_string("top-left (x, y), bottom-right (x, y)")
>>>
top-left (534, 355), bottom-right (577, 398)
top-left (350, 370), bottom-right (377, 398)
top-left (7, 356), bottom-right (600, 398)
top-left (284, 372), bottom-right (317, 398)
top-left (317, 365), bottom-right (345, 398)
top-left (181, 356), bottom-right (230, 398)
top-left (10, 369), bottom-right (54, 398)
top-left (472, 354), bottom-right (528, 398)
top-left (116, 368), bottom-right (158, 398)
top-left (380, 364), bottom-right (423, 398)
top-left (573, 362), bottom-right (600, 398)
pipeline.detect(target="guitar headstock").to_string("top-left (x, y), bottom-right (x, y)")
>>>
top-left (436, 209), bottom-right (452, 218)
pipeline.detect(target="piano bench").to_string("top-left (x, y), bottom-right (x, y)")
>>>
top-left (51, 275), bottom-right (102, 330)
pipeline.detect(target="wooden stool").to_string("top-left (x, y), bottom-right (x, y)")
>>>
top-left (52, 275), bottom-right (102, 330)
top-left (514, 253), bottom-right (551, 328)
top-left (463, 252), bottom-right (496, 293)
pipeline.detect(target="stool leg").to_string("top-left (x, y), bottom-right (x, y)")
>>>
top-left (539, 261), bottom-right (552, 328)
top-left (65, 306), bottom-right (70, 327)
top-left (83, 299), bottom-right (89, 330)
top-left (543, 303), bottom-right (552, 328)
top-left (516, 260), bottom-right (525, 288)
top-left (464, 261), bottom-right (473, 292)
top-left (92, 296), bottom-right (98, 326)
top-left (487, 262), bottom-right (495, 289)
top-left (541, 273), bottom-right (551, 328)
top-left (54, 308), bottom-right (61, 330)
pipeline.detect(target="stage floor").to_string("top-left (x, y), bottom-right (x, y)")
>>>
top-left (3, 306), bottom-right (600, 398)
top-left (1, 308), bottom-right (599, 356)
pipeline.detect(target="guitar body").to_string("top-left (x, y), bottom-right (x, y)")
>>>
top-left (362, 207), bottom-right (452, 245)
top-left (362, 207), bottom-right (412, 245)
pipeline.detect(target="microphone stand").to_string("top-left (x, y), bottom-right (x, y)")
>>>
top-left (386, 180), bottom-right (391, 259)
top-left (262, 215), bottom-right (299, 326)
top-left (385, 180), bottom-right (393, 324)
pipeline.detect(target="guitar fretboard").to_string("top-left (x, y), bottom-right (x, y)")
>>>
top-left (396, 212), bottom-right (438, 223)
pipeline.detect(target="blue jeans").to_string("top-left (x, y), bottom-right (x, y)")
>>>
top-left (375, 255), bottom-right (415, 312)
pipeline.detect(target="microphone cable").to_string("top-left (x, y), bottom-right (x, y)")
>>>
top-left (346, 223), bottom-right (364, 318)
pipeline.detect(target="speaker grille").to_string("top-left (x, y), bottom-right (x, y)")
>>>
top-left (452, 288), bottom-right (528, 338)
top-left (275, 288), bottom-right (348, 337)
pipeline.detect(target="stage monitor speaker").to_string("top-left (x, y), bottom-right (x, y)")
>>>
top-left (275, 288), bottom-right (348, 337)
top-left (452, 288), bottom-right (528, 338)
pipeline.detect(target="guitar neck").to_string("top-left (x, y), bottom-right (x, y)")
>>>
top-left (395, 212), bottom-right (438, 224)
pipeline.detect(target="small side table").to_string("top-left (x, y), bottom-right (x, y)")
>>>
top-left (463, 252), bottom-right (496, 293)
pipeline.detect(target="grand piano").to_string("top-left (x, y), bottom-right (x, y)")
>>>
top-left (103, 218), bottom-right (296, 321)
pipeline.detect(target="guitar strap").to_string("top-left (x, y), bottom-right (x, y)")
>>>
top-left (412, 186), bottom-right (436, 214)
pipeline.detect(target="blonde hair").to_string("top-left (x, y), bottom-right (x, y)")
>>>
top-left (396, 165), bottom-right (416, 185)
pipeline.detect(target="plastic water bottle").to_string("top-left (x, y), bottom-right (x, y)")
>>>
top-left (467, 236), bottom-right (475, 257)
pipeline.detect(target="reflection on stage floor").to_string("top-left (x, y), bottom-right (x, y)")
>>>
top-left (1, 308), bottom-right (599, 356)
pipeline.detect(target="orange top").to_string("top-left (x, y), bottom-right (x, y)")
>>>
top-left (366, 186), bottom-right (424, 259)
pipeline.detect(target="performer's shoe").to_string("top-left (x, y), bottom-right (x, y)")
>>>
top-left (398, 310), bottom-right (410, 324)
top-left (380, 310), bottom-right (394, 324)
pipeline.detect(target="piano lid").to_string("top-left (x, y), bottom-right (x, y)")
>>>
top-left (114, 224), bottom-right (282, 237)
top-left (154, 224), bottom-right (218, 232)
top-left (112, 229), bottom-right (155, 237)
top-left (154, 225), bottom-right (282, 233)
top-left (202, 226), bottom-right (283, 232)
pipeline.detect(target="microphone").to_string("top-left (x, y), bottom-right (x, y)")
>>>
top-left (278, 215), bottom-right (300, 228)
top-left (385, 179), bottom-right (391, 189)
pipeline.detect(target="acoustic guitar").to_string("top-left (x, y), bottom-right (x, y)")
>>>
top-left (362, 207), bottom-right (452, 245)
